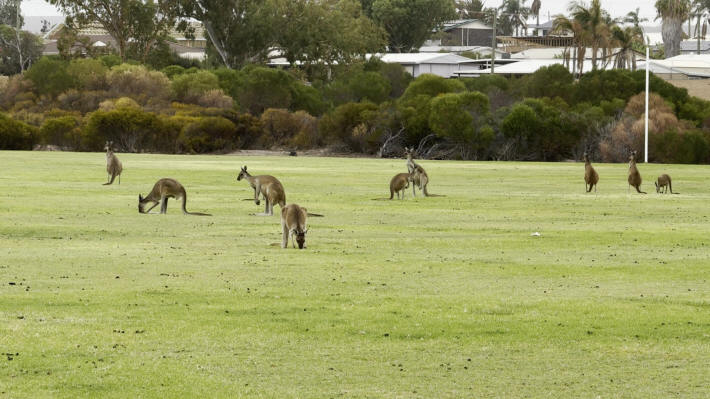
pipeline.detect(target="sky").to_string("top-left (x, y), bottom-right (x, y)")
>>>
top-left (21, 0), bottom-right (658, 22)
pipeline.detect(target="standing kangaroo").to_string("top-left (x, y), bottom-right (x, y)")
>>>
top-left (281, 203), bottom-right (308, 249)
top-left (389, 172), bottom-right (412, 200)
top-left (404, 147), bottom-right (429, 197)
top-left (583, 152), bottom-right (599, 193)
top-left (103, 141), bottom-right (123, 185)
top-left (237, 166), bottom-right (286, 216)
top-left (655, 174), bottom-right (678, 194)
top-left (627, 151), bottom-right (646, 194)
top-left (138, 178), bottom-right (211, 215)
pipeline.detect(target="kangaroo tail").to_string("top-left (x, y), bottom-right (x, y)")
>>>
top-left (307, 212), bottom-right (324, 217)
top-left (389, 189), bottom-right (394, 200)
top-left (103, 173), bottom-right (116, 185)
top-left (181, 189), bottom-right (212, 216)
top-left (422, 183), bottom-right (429, 197)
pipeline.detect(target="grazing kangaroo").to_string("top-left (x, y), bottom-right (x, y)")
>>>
top-left (103, 141), bottom-right (123, 185)
top-left (138, 178), bottom-right (211, 216)
top-left (627, 151), bottom-right (646, 194)
top-left (237, 166), bottom-right (286, 216)
top-left (404, 147), bottom-right (429, 197)
top-left (655, 174), bottom-right (678, 194)
top-left (389, 172), bottom-right (412, 200)
top-left (281, 203), bottom-right (308, 249)
top-left (583, 152), bottom-right (599, 193)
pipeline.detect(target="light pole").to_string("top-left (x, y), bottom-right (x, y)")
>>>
top-left (645, 46), bottom-right (649, 163)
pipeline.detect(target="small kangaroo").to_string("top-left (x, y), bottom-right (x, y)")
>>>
top-left (103, 141), bottom-right (123, 185)
top-left (404, 147), bottom-right (429, 197)
top-left (655, 174), bottom-right (678, 194)
top-left (627, 151), bottom-right (646, 194)
top-left (389, 172), bottom-right (412, 200)
top-left (138, 178), bottom-right (211, 215)
top-left (237, 166), bottom-right (286, 216)
top-left (281, 203), bottom-right (308, 249)
top-left (583, 152), bottom-right (599, 193)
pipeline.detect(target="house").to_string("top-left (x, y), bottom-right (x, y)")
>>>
top-left (680, 40), bottom-right (710, 54)
top-left (41, 22), bottom-right (207, 60)
top-left (368, 53), bottom-right (480, 78)
top-left (434, 19), bottom-right (494, 47)
top-left (639, 54), bottom-right (710, 100)
top-left (453, 58), bottom-right (617, 78)
top-left (418, 45), bottom-right (506, 59)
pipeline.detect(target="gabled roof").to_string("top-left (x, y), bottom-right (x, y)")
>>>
top-left (455, 58), bottom-right (615, 76)
top-left (442, 19), bottom-right (492, 31)
top-left (639, 54), bottom-right (710, 77)
top-left (370, 53), bottom-right (478, 65)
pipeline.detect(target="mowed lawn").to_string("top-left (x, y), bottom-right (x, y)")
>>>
top-left (0, 150), bottom-right (709, 398)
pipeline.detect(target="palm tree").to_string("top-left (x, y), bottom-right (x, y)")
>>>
top-left (499, 0), bottom-right (531, 36)
top-left (531, 0), bottom-right (541, 34)
top-left (656, 0), bottom-right (691, 58)
top-left (568, 0), bottom-right (612, 70)
top-left (552, 13), bottom-right (587, 76)
top-left (625, 7), bottom-right (649, 38)
top-left (611, 25), bottom-right (645, 70)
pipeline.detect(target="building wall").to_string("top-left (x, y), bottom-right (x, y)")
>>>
top-left (663, 77), bottom-right (710, 101)
top-left (441, 28), bottom-right (493, 47)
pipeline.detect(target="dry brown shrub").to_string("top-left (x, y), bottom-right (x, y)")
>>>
top-left (107, 64), bottom-right (171, 105)
top-left (197, 89), bottom-right (234, 109)
top-left (601, 93), bottom-right (685, 162)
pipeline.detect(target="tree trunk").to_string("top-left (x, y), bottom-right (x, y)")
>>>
top-left (203, 20), bottom-right (232, 68)
top-left (662, 16), bottom-right (684, 58)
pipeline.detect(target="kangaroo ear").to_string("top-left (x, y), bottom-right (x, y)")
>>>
top-left (138, 194), bottom-right (143, 201)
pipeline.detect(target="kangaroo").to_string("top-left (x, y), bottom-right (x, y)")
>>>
top-left (404, 147), bottom-right (429, 197)
top-left (627, 151), bottom-right (646, 194)
top-left (236, 166), bottom-right (286, 216)
top-left (103, 141), bottom-right (123, 185)
top-left (655, 174), bottom-right (678, 194)
top-left (389, 172), bottom-right (412, 200)
top-left (281, 203), bottom-right (308, 249)
top-left (583, 152), bottom-right (599, 193)
top-left (138, 178), bottom-right (211, 215)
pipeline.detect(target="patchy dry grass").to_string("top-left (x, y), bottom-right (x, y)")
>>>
top-left (1, 151), bottom-right (709, 398)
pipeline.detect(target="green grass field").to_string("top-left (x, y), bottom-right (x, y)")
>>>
top-left (1, 151), bottom-right (709, 398)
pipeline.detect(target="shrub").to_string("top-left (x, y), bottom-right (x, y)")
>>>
top-left (520, 64), bottom-right (573, 101)
top-left (290, 83), bottom-right (326, 116)
top-left (429, 91), bottom-right (492, 159)
top-left (57, 89), bottom-right (111, 114)
top-left (67, 58), bottom-right (108, 90)
top-left (319, 102), bottom-right (379, 151)
top-left (0, 113), bottom-right (38, 150)
top-left (178, 116), bottom-right (238, 153)
top-left (237, 67), bottom-right (294, 115)
top-left (39, 116), bottom-right (82, 149)
top-left (172, 70), bottom-right (220, 103)
top-left (25, 57), bottom-right (75, 98)
top-left (107, 64), bottom-right (171, 105)
top-left (161, 65), bottom-right (186, 79)
top-left (83, 107), bottom-right (162, 151)
top-left (400, 74), bottom-right (465, 100)
top-left (197, 89), bottom-right (234, 109)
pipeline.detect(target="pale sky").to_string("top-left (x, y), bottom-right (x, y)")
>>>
top-left (22, 0), bottom-right (658, 22)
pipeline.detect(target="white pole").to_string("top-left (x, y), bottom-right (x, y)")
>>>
top-left (645, 46), bottom-right (649, 163)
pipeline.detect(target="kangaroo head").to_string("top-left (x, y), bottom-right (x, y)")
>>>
top-left (237, 165), bottom-right (248, 181)
top-left (104, 141), bottom-right (113, 152)
top-left (293, 228), bottom-right (307, 249)
top-left (138, 194), bottom-right (146, 213)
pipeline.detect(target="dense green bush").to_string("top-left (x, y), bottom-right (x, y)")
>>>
top-left (172, 70), bottom-right (221, 103)
top-left (319, 102), bottom-right (379, 151)
top-left (520, 64), bottom-right (573, 101)
top-left (429, 91), bottom-right (493, 159)
top-left (178, 116), bottom-right (238, 153)
top-left (400, 73), bottom-right (465, 100)
top-left (25, 58), bottom-right (74, 98)
top-left (0, 113), bottom-right (38, 150)
top-left (83, 107), bottom-right (163, 151)
top-left (39, 116), bottom-right (82, 149)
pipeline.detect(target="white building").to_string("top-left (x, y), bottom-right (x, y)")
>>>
top-left (368, 53), bottom-right (479, 78)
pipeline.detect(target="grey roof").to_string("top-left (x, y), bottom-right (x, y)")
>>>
top-left (680, 41), bottom-right (710, 52)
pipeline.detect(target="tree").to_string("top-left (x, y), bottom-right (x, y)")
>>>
top-left (368, 0), bottom-right (456, 52)
top-left (456, 0), bottom-right (484, 18)
top-left (428, 91), bottom-right (493, 159)
top-left (48, 0), bottom-right (181, 61)
top-left (655, 0), bottom-right (691, 58)
top-left (610, 25), bottom-right (645, 70)
top-left (0, 0), bottom-right (22, 27)
top-left (498, 0), bottom-right (530, 36)
top-left (175, 0), bottom-right (279, 68)
top-left (275, 0), bottom-right (386, 78)
top-left (0, 25), bottom-right (43, 74)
